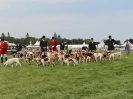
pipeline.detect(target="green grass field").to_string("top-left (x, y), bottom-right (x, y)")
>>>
top-left (0, 52), bottom-right (133, 99)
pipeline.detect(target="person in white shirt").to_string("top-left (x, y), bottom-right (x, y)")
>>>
top-left (124, 39), bottom-right (132, 58)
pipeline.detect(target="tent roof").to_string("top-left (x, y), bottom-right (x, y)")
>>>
top-left (34, 40), bottom-right (40, 46)
top-left (9, 43), bottom-right (16, 46)
top-left (82, 42), bottom-right (88, 46)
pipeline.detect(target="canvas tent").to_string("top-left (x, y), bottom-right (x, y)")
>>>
top-left (27, 40), bottom-right (40, 48)
top-left (34, 40), bottom-right (40, 46)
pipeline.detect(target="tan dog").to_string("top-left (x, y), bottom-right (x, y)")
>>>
top-left (63, 57), bottom-right (78, 66)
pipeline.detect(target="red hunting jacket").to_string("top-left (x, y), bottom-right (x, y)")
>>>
top-left (50, 39), bottom-right (58, 51)
top-left (0, 41), bottom-right (8, 54)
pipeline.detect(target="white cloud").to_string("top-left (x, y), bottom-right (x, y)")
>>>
top-left (0, 0), bottom-right (87, 10)
top-left (41, 0), bottom-right (86, 4)
top-left (0, 13), bottom-right (133, 40)
top-left (0, 0), bottom-right (133, 40)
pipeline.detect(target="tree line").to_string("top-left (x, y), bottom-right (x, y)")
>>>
top-left (1, 32), bottom-right (123, 45)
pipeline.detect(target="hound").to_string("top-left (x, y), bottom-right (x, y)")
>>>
top-left (94, 52), bottom-right (103, 62)
top-left (114, 51), bottom-right (122, 60)
top-left (4, 58), bottom-right (21, 67)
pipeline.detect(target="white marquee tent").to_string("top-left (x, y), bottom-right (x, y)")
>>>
top-left (27, 40), bottom-right (40, 48)
top-left (34, 40), bottom-right (40, 46)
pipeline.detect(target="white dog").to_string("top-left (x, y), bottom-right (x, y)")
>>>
top-left (41, 59), bottom-right (48, 66)
top-left (109, 53), bottom-right (115, 60)
top-left (94, 53), bottom-right (103, 62)
top-left (109, 51), bottom-right (122, 60)
top-left (114, 51), bottom-right (122, 60)
top-left (4, 58), bottom-right (22, 67)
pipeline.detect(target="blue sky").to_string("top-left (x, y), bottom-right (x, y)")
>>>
top-left (0, 0), bottom-right (133, 41)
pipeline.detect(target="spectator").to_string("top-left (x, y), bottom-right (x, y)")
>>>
top-left (124, 39), bottom-right (131, 58)
top-left (16, 41), bottom-right (22, 57)
top-left (16, 41), bottom-right (22, 52)
top-left (60, 42), bottom-right (65, 51)
top-left (0, 38), bottom-right (9, 63)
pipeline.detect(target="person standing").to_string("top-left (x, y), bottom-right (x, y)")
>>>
top-left (16, 41), bottom-right (22, 58)
top-left (60, 42), bottom-right (65, 51)
top-left (50, 37), bottom-right (58, 52)
top-left (105, 35), bottom-right (116, 52)
top-left (0, 38), bottom-right (9, 63)
top-left (64, 43), bottom-right (72, 55)
top-left (124, 39), bottom-right (131, 58)
top-left (40, 36), bottom-right (48, 55)
top-left (16, 41), bottom-right (22, 52)
top-left (88, 38), bottom-right (97, 52)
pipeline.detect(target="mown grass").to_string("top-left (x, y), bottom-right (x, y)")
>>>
top-left (0, 52), bottom-right (133, 99)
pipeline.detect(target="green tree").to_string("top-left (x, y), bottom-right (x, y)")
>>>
top-left (26, 33), bottom-right (30, 38)
top-left (7, 32), bottom-right (10, 37)
top-left (129, 39), bottom-right (133, 44)
top-left (1, 33), bottom-right (6, 38)
top-left (115, 40), bottom-right (121, 45)
top-left (6, 37), bottom-right (15, 43)
top-left (58, 34), bottom-right (61, 39)
top-left (54, 32), bottom-right (58, 38)
top-left (57, 34), bottom-right (61, 44)
top-left (85, 39), bottom-right (91, 44)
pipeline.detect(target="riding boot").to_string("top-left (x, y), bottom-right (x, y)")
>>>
top-left (1, 57), bottom-right (3, 63)
top-left (5, 57), bottom-right (8, 61)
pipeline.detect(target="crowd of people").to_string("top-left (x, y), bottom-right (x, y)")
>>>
top-left (0, 35), bottom-right (132, 63)
top-left (39, 35), bottom-right (132, 58)
top-left (87, 35), bottom-right (132, 58)
top-left (40, 36), bottom-right (58, 54)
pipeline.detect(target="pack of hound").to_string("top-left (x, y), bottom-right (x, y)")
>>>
top-left (2, 48), bottom-right (122, 67)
